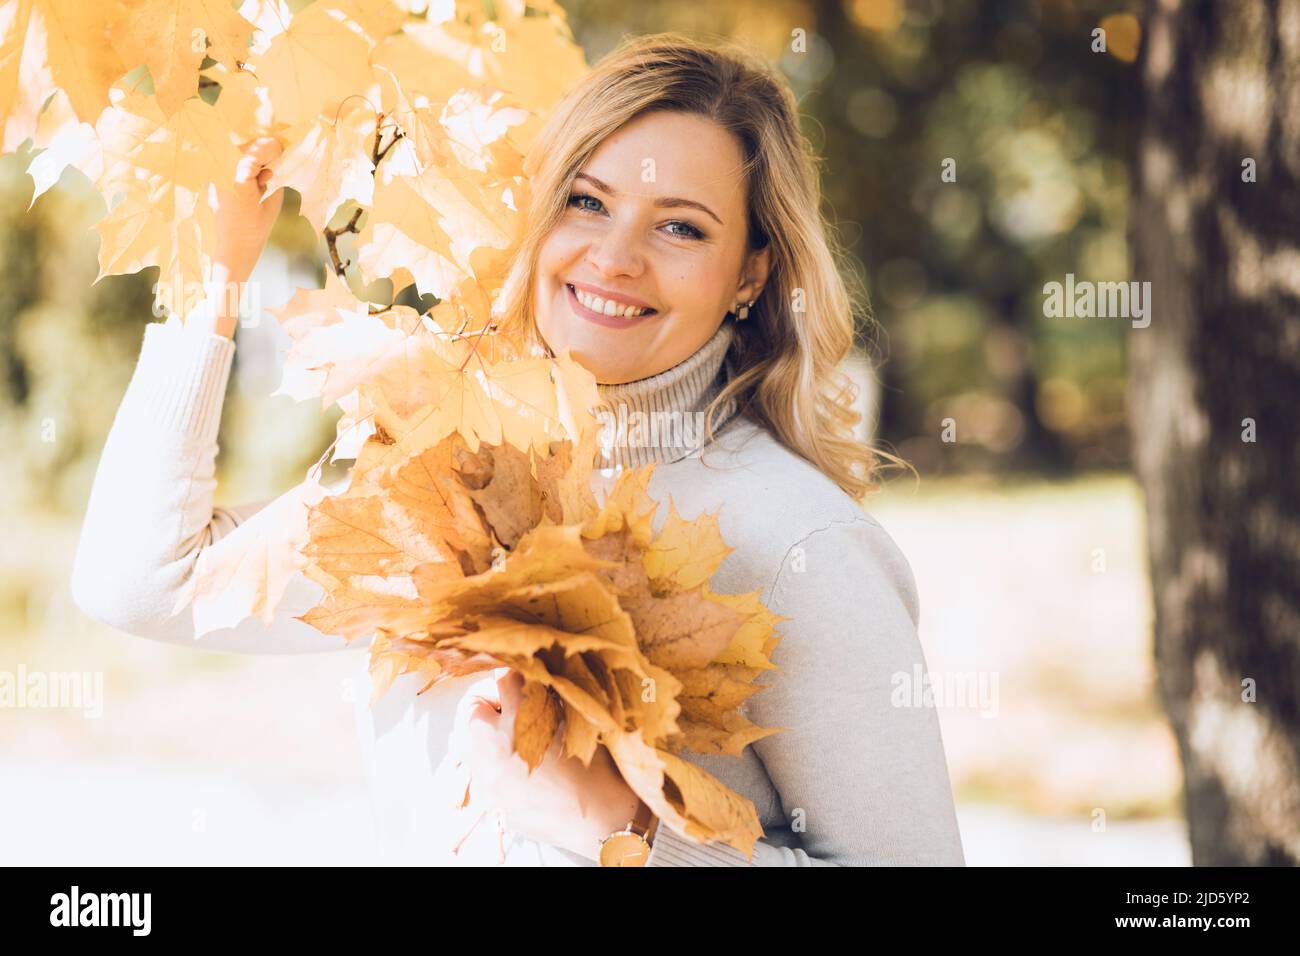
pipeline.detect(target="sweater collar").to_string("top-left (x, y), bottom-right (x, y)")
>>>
top-left (591, 320), bottom-right (740, 470)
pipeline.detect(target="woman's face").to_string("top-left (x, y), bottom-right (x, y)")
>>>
top-left (533, 110), bottom-right (769, 385)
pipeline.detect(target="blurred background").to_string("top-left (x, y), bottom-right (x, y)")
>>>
top-left (3, 0), bottom-right (1293, 865)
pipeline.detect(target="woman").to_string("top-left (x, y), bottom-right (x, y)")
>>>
top-left (71, 34), bottom-right (965, 866)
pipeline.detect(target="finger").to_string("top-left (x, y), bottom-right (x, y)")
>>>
top-left (452, 678), bottom-right (497, 732)
top-left (467, 698), bottom-right (503, 738)
top-left (234, 155), bottom-right (273, 188)
top-left (246, 135), bottom-right (283, 162)
top-left (472, 672), bottom-right (502, 707)
top-left (233, 139), bottom-right (283, 189)
top-left (452, 694), bottom-right (500, 752)
top-left (497, 669), bottom-right (525, 719)
top-left (255, 170), bottom-right (283, 206)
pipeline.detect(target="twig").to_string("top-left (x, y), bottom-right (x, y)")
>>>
top-left (323, 114), bottom-right (404, 280)
top-left (323, 207), bottom-right (364, 278)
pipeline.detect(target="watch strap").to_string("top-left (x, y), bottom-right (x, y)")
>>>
top-left (631, 799), bottom-right (655, 838)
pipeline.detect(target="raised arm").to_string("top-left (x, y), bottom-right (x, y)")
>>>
top-left (646, 514), bottom-right (966, 866)
top-left (69, 317), bottom-right (355, 654)
top-left (70, 136), bottom-right (357, 655)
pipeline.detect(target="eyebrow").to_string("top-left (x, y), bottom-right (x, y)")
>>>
top-left (574, 172), bottom-right (724, 226)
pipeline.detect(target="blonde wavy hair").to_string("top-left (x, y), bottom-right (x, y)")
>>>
top-left (497, 33), bottom-right (909, 500)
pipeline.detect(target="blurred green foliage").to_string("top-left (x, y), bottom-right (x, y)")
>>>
top-left (0, 152), bottom-right (153, 514)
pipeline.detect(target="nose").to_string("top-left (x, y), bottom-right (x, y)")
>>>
top-left (584, 219), bottom-right (645, 280)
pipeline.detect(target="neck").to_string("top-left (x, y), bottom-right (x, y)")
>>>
top-left (591, 321), bottom-right (739, 470)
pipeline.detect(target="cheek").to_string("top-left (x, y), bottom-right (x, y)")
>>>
top-left (667, 249), bottom-right (733, 315)
top-left (537, 224), bottom-right (585, 282)
top-left (534, 228), bottom-right (582, 330)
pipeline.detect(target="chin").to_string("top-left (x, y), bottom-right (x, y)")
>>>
top-left (562, 336), bottom-right (641, 385)
top-left (539, 304), bottom-right (647, 385)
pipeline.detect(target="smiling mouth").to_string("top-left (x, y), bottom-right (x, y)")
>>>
top-left (566, 282), bottom-right (660, 327)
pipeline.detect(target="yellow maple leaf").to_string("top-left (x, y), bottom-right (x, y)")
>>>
top-left (248, 0), bottom-right (387, 126)
top-left (262, 98), bottom-right (376, 232)
top-left (180, 472), bottom-right (331, 637)
top-left (269, 270), bottom-right (373, 403)
top-left (709, 587), bottom-right (787, 669)
top-left (356, 324), bottom-right (599, 461)
top-left (110, 0), bottom-right (255, 115)
top-left (581, 465), bottom-right (657, 547)
top-left (100, 88), bottom-right (242, 194)
top-left (356, 161), bottom-right (516, 299)
top-left (371, 7), bottom-right (587, 123)
top-left (202, 62), bottom-right (274, 141)
top-left (512, 680), bottom-right (562, 770)
top-left (25, 89), bottom-right (102, 208)
top-left (606, 729), bottom-right (764, 859)
top-left (93, 175), bottom-right (214, 318)
top-left (0, 0), bottom-right (126, 152)
top-left (91, 92), bottom-right (243, 314)
top-left (643, 499), bottom-right (735, 593)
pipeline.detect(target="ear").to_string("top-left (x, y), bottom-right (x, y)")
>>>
top-left (735, 244), bottom-right (771, 306)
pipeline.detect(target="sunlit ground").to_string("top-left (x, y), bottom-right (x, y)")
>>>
top-left (0, 472), bottom-right (1188, 865)
top-left (870, 470), bottom-right (1187, 864)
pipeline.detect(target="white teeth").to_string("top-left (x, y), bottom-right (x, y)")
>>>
top-left (573, 286), bottom-right (649, 317)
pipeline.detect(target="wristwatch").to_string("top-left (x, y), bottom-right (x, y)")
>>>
top-left (598, 801), bottom-right (659, 866)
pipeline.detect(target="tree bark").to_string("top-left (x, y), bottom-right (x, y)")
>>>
top-left (1130, 0), bottom-right (1300, 864)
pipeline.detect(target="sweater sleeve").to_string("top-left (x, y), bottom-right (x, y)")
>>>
top-left (645, 515), bottom-right (966, 867)
top-left (69, 317), bottom-right (356, 655)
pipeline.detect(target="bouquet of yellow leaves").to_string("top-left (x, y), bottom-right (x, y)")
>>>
top-left (297, 302), bottom-right (787, 857)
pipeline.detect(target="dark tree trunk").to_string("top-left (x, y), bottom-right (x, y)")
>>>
top-left (1130, 0), bottom-right (1300, 864)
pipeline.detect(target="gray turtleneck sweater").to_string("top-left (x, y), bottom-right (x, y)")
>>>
top-left (71, 316), bottom-right (966, 867)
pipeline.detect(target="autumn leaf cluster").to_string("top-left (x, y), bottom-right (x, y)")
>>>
top-left (4, 0), bottom-right (587, 318)
top-left (308, 399), bottom-right (788, 854)
top-left (245, 286), bottom-right (789, 854)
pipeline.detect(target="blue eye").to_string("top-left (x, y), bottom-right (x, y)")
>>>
top-left (567, 192), bottom-right (605, 213)
top-left (564, 192), bottom-right (707, 240)
top-left (663, 220), bottom-right (704, 240)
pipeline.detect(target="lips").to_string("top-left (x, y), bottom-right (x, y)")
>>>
top-left (566, 280), bottom-right (660, 329)
top-left (566, 278), bottom-right (655, 312)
